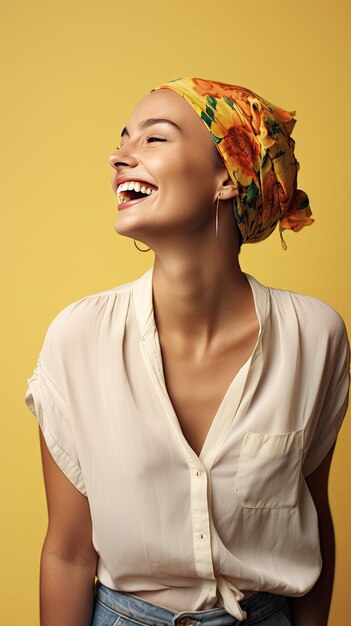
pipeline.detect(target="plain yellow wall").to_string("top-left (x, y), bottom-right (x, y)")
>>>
top-left (2, 0), bottom-right (350, 623)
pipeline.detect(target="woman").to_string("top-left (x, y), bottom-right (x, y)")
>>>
top-left (25, 77), bottom-right (350, 626)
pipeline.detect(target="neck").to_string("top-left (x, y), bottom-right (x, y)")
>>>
top-left (151, 249), bottom-right (251, 351)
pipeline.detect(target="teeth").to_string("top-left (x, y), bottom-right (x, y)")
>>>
top-left (117, 180), bottom-right (157, 194)
top-left (116, 180), bottom-right (157, 204)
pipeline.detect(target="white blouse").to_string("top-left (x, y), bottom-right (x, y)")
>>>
top-left (24, 266), bottom-right (350, 621)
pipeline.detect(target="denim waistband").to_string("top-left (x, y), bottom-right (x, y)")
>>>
top-left (94, 580), bottom-right (289, 625)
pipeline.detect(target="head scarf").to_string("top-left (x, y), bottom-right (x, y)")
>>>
top-left (150, 77), bottom-right (314, 250)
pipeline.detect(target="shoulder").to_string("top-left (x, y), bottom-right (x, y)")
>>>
top-left (267, 283), bottom-right (348, 347)
top-left (39, 276), bottom-right (138, 361)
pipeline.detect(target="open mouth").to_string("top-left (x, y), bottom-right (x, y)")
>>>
top-left (118, 191), bottom-right (158, 208)
top-left (120, 189), bottom-right (155, 202)
top-left (117, 185), bottom-right (158, 208)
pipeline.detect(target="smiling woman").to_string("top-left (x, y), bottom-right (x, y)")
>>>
top-left (24, 76), bottom-right (350, 626)
top-left (109, 88), bottom-right (242, 258)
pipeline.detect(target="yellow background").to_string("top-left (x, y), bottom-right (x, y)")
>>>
top-left (1, 0), bottom-right (350, 623)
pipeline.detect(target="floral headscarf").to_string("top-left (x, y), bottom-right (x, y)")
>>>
top-left (151, 77), bottom-right (314, 250)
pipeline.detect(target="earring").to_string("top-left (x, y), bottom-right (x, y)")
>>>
top-left (134, 239), bottom-right (151, 252)
top-left (215, 192), bottom-right (221, 244)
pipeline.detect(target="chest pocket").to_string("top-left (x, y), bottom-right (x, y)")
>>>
top-left (234, 429), bottom-right (304, 508)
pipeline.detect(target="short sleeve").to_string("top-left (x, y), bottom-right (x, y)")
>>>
top-left (302, 313), bottom-right (351, 477)
top-left (24, 313), bottom-right (87, 496)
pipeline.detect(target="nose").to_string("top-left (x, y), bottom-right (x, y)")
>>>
top-left (108, 146), bottom-right (138, 170)
top-left (108, 150), bottom-right (120, 168)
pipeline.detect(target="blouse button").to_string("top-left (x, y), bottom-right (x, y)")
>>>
top-left (196, 470), bottom-right (201, 476)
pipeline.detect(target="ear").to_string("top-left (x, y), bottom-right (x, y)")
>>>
top-left (217, 173), bottom-right (239, 201)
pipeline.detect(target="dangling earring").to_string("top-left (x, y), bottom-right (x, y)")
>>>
top-left (134, 239), bottom-right (151, 252)
top-left (216, 192), bottom-right (222, 244)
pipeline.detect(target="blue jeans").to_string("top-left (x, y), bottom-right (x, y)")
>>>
top-left (91, 580), bottom-right (294, 625)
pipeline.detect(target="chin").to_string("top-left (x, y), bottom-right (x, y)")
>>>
top-left (113, 216), bottom-right (149, 242)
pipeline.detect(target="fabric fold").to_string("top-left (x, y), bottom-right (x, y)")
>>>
top-left (216, 575), bottom-right (247, 620)
top-left (25, 358), bottom-right (87, 495)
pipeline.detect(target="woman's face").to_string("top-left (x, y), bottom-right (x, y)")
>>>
top-left (108, 88), bottom-right (234, 248)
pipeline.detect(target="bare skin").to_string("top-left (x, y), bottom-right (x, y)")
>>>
top-left (38, 429), bottom-right (98, 626)
top-left (37, 88), bottom-right (336, 625)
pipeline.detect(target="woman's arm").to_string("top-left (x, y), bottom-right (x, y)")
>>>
top-left (38, 428), bottom-right (98, 626)
top-left (289, 443), bottom-right (336, 626)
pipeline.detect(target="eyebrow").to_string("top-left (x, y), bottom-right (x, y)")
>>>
top-left (120, 118), bottom-right (182, 138)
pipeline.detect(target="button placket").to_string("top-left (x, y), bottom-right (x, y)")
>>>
top-left (190, 467), bottom-right (214, 579)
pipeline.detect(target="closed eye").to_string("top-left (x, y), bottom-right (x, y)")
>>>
top-left (146, 137), bottom-right (166, 143)
top-left (114, 137), bottom-right (166, 150)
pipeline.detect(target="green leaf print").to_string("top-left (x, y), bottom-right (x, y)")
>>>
top-left (224, 98), bottom-right (234, 109)
top-left (273, 150), bottom-right (286, 159)
top-left (201, 111), bottom-right (213, 128)
top-left (206, 95), bottom-right (217, 109)
top-left (232, 196), bottom-right (243, 224)
top-left (265, 118), bottom-right (282, 139)
top-left (205, 105), bottom-right (215, 121)
top-left (244, 181), bottom-right (260, 206)
top-left (261, 152), bottom-right (269, 168)
top-left (210, 132), bottom-right (223, 145)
